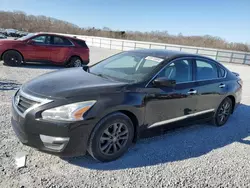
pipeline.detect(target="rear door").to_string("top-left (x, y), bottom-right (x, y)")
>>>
top-left (49, 35), bottom-right (73, 64)
top-left (194, 58), bottom-right (228, 117)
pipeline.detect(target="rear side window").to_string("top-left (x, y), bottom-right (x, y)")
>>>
top-left (52, 36), bottom-right (72, 46)
top-left (218, 66), bottom-right (226, 78)
top-left (73, 39), bottom-right (88, 48)
top-left (196, 60), bottom-right (218, 80)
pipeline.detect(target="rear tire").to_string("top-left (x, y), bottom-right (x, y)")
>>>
top-left (212, 97), bottom-right (233, 126)
top-left (3, 50), bottom-right (23, 66)
top-left (67, 57), bottom-right (84, 67)
top-left (88, 113), bottom-right (134, 162)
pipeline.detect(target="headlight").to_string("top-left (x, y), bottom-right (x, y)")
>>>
top-left (41, 100), bottom-right (96, 121)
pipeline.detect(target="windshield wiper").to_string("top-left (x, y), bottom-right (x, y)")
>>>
top-left (92, 72), bottom-right (114, 81)
top-left (96, 73), bottom-right (110, 79)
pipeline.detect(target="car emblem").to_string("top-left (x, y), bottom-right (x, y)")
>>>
top-left (15, 95), bottom-right (20, 106)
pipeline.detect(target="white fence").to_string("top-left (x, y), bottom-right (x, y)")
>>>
top-left (58, 33), bottom-right (250, 65)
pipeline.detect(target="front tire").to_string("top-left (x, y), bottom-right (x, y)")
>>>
top-left (88, 113), bottom-right (134, 162)
top-left (213, 97), bottom-right (233, 126)
top-left (3, 50), bottom-right (23, 66)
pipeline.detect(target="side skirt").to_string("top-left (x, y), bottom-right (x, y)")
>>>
top-left (148, 109), bottom-right (215, 129)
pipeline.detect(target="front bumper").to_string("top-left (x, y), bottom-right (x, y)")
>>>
top-left (0, 49), bottom-right (4, 60)
top-left (11, 99), bottom-right (96, 157)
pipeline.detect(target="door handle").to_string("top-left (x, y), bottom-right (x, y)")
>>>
top-left (187, 89), bottom-right (197, 94)
top-left (219, 84), bottom-right (226, 88)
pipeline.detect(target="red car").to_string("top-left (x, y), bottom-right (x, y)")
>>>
top-left (0, 32), bottom-right (89, 67)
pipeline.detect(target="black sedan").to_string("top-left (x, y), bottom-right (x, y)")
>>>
top-left (11, 49), bottom-right (242, 162)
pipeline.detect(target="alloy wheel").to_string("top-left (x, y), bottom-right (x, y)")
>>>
top-left (99, 123), bottom-right (129, 155)
top-left (217, 100), bottom-right (231, 124)
top-left (4, 51), bottom-right (22, 66)
top-left (74, 59), bottom-right (82, 67)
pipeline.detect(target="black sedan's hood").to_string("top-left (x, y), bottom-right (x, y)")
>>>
top-left (22, 68), bottom-right (127, 98)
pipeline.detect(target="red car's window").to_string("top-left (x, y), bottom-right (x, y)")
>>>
top-left (52, 36), bottom-right (72, 46)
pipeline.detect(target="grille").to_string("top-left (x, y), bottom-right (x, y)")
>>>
top-left (15, 92), bottom-right (40, 113)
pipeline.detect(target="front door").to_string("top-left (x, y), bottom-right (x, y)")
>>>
top-left (144, 58), bottom-right (199, 129)
top-left (24, 35), bottom-right (51, 61)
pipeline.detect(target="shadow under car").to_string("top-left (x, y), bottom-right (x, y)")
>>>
top-left (64, 104), bottom-right (250, 170)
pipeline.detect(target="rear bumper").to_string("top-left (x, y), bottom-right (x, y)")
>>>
top-left (82, 59), bottom-right (89, 64)
top-left (234, 101), bottom-right (241, 111)
top-left (11, 101), bottom-right (96, 157)
top-left (233, 84), bottom-right (242, 112)
top-left (80, 55), bottom-right (89, 64)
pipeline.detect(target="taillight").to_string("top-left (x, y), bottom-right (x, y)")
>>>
top-left (237, 79), bottom-right (243, 86)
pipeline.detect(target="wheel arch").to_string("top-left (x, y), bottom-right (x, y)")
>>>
top-left (65, 55), bottom-right (82, 65)
top-left (119, 110), bottom-right (139, 143)
top-left (227, 95), bottom-right (236, 114)
top-left (1, 49), bottom-right (24, 61)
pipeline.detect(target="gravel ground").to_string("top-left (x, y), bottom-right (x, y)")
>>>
top-left (0, 47), bottom-right (250, 188)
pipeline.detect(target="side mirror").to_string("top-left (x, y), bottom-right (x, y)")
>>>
top-left (153, 77), bottom-right (176, 87)
top-left (27, 40), bottom-right (34, 45)
top-left (82, 65), bottom-right (89, 72)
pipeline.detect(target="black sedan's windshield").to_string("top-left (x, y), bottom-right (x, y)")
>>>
top-left (89, 52), bottom-right (164, 83)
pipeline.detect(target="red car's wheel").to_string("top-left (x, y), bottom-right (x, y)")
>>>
top-left (3, 50), bottom-right (23, 67)
top-left (68, 57), bottom-right (83, 67)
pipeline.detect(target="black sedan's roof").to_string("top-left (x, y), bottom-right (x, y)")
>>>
top-left (130, 49), bottom-right (205, 60)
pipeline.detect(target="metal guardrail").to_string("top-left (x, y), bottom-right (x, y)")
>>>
top-left (57, 33), bottom-right (250, 65)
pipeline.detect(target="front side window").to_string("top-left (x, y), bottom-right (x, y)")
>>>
top-left (32, 35), bottom-right (46, 44)
top-left (31, 35), bottom-right (50, 45)
top-left (196, 59), bottom-right (218, 80)
top-left (156, 59), bottom-right (193, 83)
top-left (89, 52), bottom-right (164, 83)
